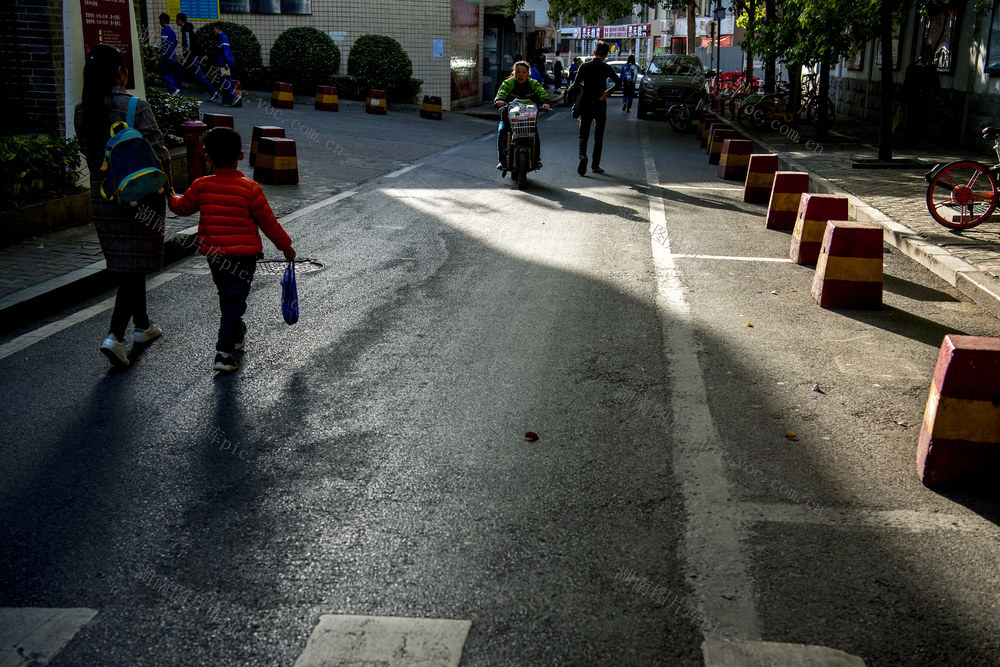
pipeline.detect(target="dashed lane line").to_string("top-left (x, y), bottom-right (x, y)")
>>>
top-left (0, 607), bottom-right (98, 667)
top-left (384, 164), bottom-right (424, 178)
top-left (672, 254), bottom-right (793, 263)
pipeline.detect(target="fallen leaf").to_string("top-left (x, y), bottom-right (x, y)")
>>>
top-left (745, 322), bottom-right (753, 327)
top-left (784, 432), bottom-right (798, 440)
top-left (524, 431), bottom-right (539, 441)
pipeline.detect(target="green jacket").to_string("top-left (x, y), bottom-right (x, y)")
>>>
top-left (494, 76), bottom-right (549, 106)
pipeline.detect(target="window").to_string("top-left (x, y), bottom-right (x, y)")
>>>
top-left (920, 4), bottom-right (961, 74)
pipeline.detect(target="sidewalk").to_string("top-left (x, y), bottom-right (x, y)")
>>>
top-left (2, 99), bottom-right (1000, 330)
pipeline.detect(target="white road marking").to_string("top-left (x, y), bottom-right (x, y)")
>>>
top-left (384, 164), bottom-right (424, 178)
top-left (640, 125), bottom-right (760, 642)
top-left (0, 273), bottom-right (180, 361)
top-left (740, 502), bottom-right (992, 534)
top-left (548, 111), bottom-right (567, 122)
top-left (443, 145), bottom-right (464, 154)
top-left (703, 638), bottom-right (865, 666)
top-left (293, 615), bottom-right (471, 667)
top-left (672, 254), bottom-right (793, 263)
top-left (279, 189), bottom-right (357, 224)
top-left (0, 607), bottom-right (97, 666)
top-left (663, 185), bottom-right (745, 191)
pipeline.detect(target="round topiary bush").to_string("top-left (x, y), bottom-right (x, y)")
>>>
top-left (194, 21), bottom-right (263, 73)
top-left (347, 34), bottom-right (413, 94)
top-left (269, 27), bottom-right (340, 93)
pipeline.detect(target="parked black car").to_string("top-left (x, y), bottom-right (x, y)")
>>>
top-left (637, 54), bottom-right (705, 119)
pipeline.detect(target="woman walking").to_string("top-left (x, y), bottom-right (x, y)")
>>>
top-left (621, 55), bottom-right (638, 113)
top-left (74, 44), bottom-right (170, 369)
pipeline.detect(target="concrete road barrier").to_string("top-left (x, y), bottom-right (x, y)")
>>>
top-left (315, 86), bottom-right (339, 112)
top-left (917, 334), bottom-right (1000, 489)
top-left (716, 139), bottom-right (752, 181)
top-left (810, 219), bottom-right (883, 309)
top-left (253, 137), bottom-right (298, 185)
top-left (367, 89), bottom-right (387, 115)
top-left (249, 126), bottom-right (285, 167)
top-left (420, 95), bottom-right (443, 120)
top-left (790, 194), bottom-right (850, 265)
top-left (272, 82), bottom-right (294, 109)
top-left (202, 113), bottom-right (234, 129)
top-left (765, 171), bottom-right (810, 230)
top-left (743, 154), bottom-right (779, 204)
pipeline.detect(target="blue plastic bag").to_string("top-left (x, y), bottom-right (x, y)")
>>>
top-left (281, 261), bottom-right (298, 325)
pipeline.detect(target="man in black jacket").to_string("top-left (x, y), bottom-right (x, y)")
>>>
top-left (569, 41), bottom-right (620, 175)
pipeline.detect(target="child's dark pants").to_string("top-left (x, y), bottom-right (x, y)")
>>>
top-left (209, 255), bottom-right (257, 353)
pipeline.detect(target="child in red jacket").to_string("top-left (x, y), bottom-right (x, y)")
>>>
top-left (169, 127), bottom-right (296, 372)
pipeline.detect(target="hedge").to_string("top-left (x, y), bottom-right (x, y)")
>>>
top-left (270, 27), bottom-right (341, 94)
top-left (0, 136), bottom-right (84, 211)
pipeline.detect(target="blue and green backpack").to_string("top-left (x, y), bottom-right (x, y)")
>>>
top-left (99, 96), bottom-right (168, 206)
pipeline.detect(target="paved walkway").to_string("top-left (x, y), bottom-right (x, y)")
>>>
top-left (3, 98), bottom-right (1000, 324)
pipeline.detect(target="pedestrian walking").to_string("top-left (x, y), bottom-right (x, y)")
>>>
top-left (212, 23), bottom-right (239, 106)
top-left (621, 55), bottom-right (638, 113)
top-left (565, 57), bottom-right (582, 107)
top-left (168, 127), bottom-right (296, 372)
top-left (569, 41), bottom-right (620, 175)
top-left (158, 13), bottom-right (181, 94)
top-left (902, 45), bottom-right (940, 149)
top-left (176, 13), bottom-right (219, 101)
top-left (74, 44), bottom-right (170, 368)
top-left (552, 53), bottom-right (564, 90)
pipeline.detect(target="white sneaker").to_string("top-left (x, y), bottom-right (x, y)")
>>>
top-left (213, 351), bottom-right (238, 372)
top-left (100, 334), bottom-right (130, 368)
top-left (133, 322), bottom-right (163, 343)
top-left (209, 91), bottom-right (221, 102)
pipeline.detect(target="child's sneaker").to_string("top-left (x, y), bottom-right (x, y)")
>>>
top-left (100, 334), bottom-right (130, 368)
top-left (213, 351), bottom-right (238, 372)
top-left (133, 322), bottom-right (163, 343)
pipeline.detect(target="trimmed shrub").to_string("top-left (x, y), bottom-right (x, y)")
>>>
top-left (147, 89), bottom-right (202, 143)
top-left (391, 78), bottom-right (423, 104)
top-left (0, 136), bottom-right (84, 211)
top-left (194, 21), bottom-right (263, 74)
top-left (328, 74), bottom-right (362, 100)
top-left (347, 34), bottom-right (413, 97)
top-left (270, 27), bottom-right (341, 93)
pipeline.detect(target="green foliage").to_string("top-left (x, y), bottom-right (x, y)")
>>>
top-left (147, 89), bottom-right (202, 138)
top-left (241, 66), bottom-right (273, 91)
top-left (139, 37), bottom-right (160, 88)
top-left (329, 74), bottom-right (363, 100)
top-left (347, 34), bottom-right (414, 96)
top-left (0, 136), bottom-right (84, 210)
top-left (194, 21), bottom-right (263, 72)
top-left (270, 27), bottom-right (341, 93)
top-left (391, 78), bottom-right (424, 104)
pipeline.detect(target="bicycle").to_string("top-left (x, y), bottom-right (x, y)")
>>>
top-left (666, 91), bottom-right (709, 132)
top-left (924, 127), bottom-right (1000, 230)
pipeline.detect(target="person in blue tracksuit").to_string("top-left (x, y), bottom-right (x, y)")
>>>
top-left (212, 23), bottom-right (239, 106)
top-left (158, 13), bottom-right (180, 94)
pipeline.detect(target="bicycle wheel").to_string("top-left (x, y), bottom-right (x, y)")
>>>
top-left (925, 161), bottom-right (998, 230)
top-left (806, 96), bottom-right (835, 124)
top-left (667, 105), bottom-right (689, 132)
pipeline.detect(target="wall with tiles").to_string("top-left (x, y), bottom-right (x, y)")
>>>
top-left (144, 0), bottom-right (484, 109)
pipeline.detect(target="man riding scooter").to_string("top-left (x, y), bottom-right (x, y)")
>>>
top-left (494, 61), bottom-right (550, 171)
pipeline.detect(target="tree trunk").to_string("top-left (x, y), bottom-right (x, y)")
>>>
top-left (817, 57), bottom-right (830, 139)
top-left (745, 0), bottom-right (756, 88)
top-left (687, 2), bottom-right (696, 56)
top-left (878, 4), bottom-right (893, 162)
top-left (788, 63), bottom-right (802, 127)
top-left (764, 0), bottom-right (775, 93)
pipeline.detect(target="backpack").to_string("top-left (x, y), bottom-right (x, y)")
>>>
top-left (99, 96), bottom-right (168, 206)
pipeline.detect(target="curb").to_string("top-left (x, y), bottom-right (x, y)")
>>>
top-left (0, 228), bottom-right (200, 333)
top-left (743, 128), bottom-right (1000, 319)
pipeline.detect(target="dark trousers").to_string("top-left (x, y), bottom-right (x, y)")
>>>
top-left (109, 271), bottom-right (150, 340)
top-left (209, 255), bottom-right (256, 353)
top-left (159, 60), bottom-right (179, 91)
top-left (578, 101), bottom-right (608, 167)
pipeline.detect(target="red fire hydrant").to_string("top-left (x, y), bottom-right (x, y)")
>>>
top-left (180, 120), bottom-right (209, 180)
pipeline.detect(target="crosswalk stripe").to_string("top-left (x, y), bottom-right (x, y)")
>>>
top-left (293, 615), bottom-right (471, 667)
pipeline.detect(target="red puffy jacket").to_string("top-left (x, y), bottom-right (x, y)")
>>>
top-left (168, 168), bottom-right (292, 257)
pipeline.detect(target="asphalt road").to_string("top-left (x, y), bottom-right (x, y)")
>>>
top-left (1, 104), bottom-right (998, 666)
